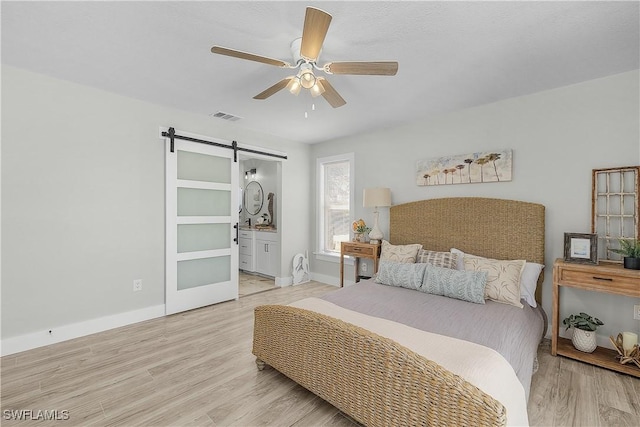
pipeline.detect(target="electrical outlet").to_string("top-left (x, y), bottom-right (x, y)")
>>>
top-left (634, 305), bottom-right (640, 320)
top-left (133, 279), bottom-right (142, 292)
top-left (362, 263), bottom-right (368, 273)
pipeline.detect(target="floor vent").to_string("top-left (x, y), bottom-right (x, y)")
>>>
top-left (210, 111), bottom-right (242, 121)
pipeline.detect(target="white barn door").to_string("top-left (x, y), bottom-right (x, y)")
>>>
top-left (165, 135), bottom-right (239, 315)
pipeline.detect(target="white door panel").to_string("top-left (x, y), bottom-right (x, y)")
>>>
top-left (166, 138), bottom-right (239, 315)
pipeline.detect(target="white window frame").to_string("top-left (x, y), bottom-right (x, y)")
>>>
top-left (316, 153), bottom-right (355, 263)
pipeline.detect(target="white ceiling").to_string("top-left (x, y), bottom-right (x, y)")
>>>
top-left (2, 1), bottom-right (638, 144)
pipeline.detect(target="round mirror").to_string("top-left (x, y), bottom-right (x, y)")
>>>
top-left (244, 181), bottom-right (264, 215)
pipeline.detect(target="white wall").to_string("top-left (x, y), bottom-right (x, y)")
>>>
top-left (2, 65), bottom-right (638, 351)
top-left (310, 70), bottom-right (640, 342)
top-left (1, 65), bottom-right (311, 344)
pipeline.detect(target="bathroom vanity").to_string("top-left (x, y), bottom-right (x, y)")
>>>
top-left (239, 228), bottom-right (279, 277)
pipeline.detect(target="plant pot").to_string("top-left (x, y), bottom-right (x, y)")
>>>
top-left (571, 328), bottom-right (597, 353)
top-left (623, 257), bottom-right (640, 270)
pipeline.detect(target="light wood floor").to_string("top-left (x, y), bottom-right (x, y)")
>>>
top-left (238, 272), bottom-right (276, 297)
top-left (2, 282), bottom-right (639, 426)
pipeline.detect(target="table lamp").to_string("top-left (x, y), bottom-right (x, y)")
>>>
top-left (363, 187), bottom-right (391, 244)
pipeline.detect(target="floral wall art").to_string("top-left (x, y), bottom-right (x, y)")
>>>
top-left (416, 149), bottom-right (512, 186)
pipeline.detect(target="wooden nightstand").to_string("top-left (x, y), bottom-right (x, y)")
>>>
top-left (340, 241), bottom-right (381, 287)
top-left (552, 258), bottom-right (640, 377)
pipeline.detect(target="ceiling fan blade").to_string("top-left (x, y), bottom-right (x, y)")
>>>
top-left (300, 7), bottom-right (332, 61)
top-left (253, 78), bottom-right (294, 100)
top-left (317, 78), bottom-right (346, 108)
top-left (324, 61), bottom-right (398, 76)
top-left (211, 46), bottom-right (291, 68)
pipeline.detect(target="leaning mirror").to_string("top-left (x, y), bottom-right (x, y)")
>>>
top-left (244, 181), bottom-right (264, 215)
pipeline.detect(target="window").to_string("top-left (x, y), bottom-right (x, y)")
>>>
top-left (317, 153), bottom-right (354, 255)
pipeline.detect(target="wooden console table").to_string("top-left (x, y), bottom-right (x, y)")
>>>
top-left (552, 258), bottom-right (640, 377)
top-left (340, 242), bottom-right (381, 287)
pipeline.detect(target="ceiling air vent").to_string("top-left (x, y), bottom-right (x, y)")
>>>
top-left (210, 111), bottom-right (242, 122)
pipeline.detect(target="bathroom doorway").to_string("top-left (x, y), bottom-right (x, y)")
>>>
top-left (238, 156), bottom-right (281, 297)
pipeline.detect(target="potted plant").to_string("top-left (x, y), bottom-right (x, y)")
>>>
top-left (609, 238), bottom-right (640, 270)
top-left (562, 312), bottom-right (604, 353)
top-left (352, 219), bottom-right (371, 242)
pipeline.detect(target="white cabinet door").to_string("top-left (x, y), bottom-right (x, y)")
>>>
top-left (265, 242), bottom-right (279, 276)
top-left (239, 237), bottom-right (254, 272)
top-left (255, 232), bottom-right (279, 277)
top-left (238, 238), bottom-right (253, 255)
top-left (239, 254), bottom-right (253, 272)
top-left (255, 239), bottom-right (271, 276)
top-left (238, 230), bottom-right (255, 272)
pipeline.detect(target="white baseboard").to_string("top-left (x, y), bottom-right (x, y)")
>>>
top-left (275, 276), bottom-right (293, 287)
top-left (1, 305), bottom-right (165, 356)
top-left (310, 272), bottom-right (345, 287)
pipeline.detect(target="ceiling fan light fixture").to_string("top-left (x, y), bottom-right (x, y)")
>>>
top-left (287, 77), bottom-right (302, 95)
top-left (299, 68), bottom-right (316, 89)
top-left (310, 80), bottom-right (325, 98)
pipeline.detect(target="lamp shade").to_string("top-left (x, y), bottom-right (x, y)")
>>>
top-left (363, 187), bottom-right (391, 208)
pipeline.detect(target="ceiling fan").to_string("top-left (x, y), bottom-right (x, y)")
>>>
top-left (211, 6), bottom-right (398, 108)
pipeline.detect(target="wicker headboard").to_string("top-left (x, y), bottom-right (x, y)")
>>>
top-left (390, 197), bottom-right (545, 303)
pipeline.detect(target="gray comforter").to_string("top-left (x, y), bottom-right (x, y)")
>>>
top-left (321, 280), bottom-right (545, 399)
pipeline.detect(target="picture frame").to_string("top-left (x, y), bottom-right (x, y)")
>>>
top-left (416, 149), bottom-right (512, 186)
top-left (564, 232), bottom-right (598, 264)
top-left (591, 166), bottom-right (639, 262)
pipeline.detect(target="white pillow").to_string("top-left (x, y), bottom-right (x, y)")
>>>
top-left (518, 262), bottom-right (544, 308)
top-left (380, 240), bottom-right (422, 263)
top-left (451, 248), bottom-right (543, 308)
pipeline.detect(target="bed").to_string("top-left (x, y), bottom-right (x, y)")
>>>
top-left (253, 197), bottom-right (546, 426)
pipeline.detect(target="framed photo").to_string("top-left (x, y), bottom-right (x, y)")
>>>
top-left (564, 233), bottom-right (598, 264)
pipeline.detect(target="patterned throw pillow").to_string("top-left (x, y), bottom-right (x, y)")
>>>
top-left (416, 249), bottom-right (458, 269)
top-left (375, 260), bottom-right (427, 290)
top-left (420, 264), bottom-right (487, 304)
top-left (451, 248), bottom-right (543, 307)
top-left (380, 240), bottom-right (422, 263)
top-left (463, 256), bottom-right (526, 308)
